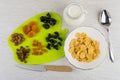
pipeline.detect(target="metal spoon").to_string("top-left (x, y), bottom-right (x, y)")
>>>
top-left (99, 9), bottom-right (114, 63)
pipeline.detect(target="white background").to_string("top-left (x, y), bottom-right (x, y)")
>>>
top-left (0, 0), bottom-right (120, 80)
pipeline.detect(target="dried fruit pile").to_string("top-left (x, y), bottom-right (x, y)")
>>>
top-left (23, 21), bottom-right (39, 38)
top-left (8, 12), bottom-right (68, 64)
top-left (11, 33), bottom-right (25, 46)
top-left (16, 46), bottom-right (30, 63)
top-left (40, 13), bottom-right (57, 29)
top-left (46, 32), bottom-right (62, 50)
top-left (32, 40), bottom-right (47, 55)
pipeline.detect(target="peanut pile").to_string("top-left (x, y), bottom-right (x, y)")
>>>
top-left (11, 33), bottom-right (25, 46)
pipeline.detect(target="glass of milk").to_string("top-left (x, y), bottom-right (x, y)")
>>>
top-left (63, 3), bottom-right (87, 28)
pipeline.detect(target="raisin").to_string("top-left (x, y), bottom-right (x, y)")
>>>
top-left (40, 16), bottom-right (46, 22)
top-left (53, 45), bottom-right (59, 50)
top-left (43, 23), bottom-right (50, 29)
top-left (53, 35), bottom-right (58, 39)
top-left (49, 39), bottom-right (57, 43)
top-left (48, 33), bottom-right (52, 38)
top-left (58, 37), bottom-right (63, 41)
top-left (49, 18), bottom-right (56, 26)
top-left (46, 13), bottom-right (51, 18)
top-left (53, 32), bottom-right (59, 38)
top-left (46, 37), bottom-right (50, 42)
top-left (47, 43), bottom-right (51, 49)
top-left (54, 32), bottom-right (59, 36)
top-left (58, 42), bottom-right (62, 46)
top-left (16, 46), bottom-right (30, 63)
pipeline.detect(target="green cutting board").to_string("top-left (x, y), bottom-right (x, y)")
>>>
top-left (8, 12), bottom-right (68, 64)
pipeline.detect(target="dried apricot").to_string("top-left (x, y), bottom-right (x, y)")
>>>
top-left (27, 31), bottom-right (35, 38)
top-left (32, 25), bottom-right (40, 33)
top-left (23, 21), bottom-right (40, 38)
top-left (23, 25), bottom-right (31, 34)
top-left (30, 21), bottom-right (37, 26)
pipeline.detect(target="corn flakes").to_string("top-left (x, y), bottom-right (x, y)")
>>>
top-left (69, 32), bottom-right (100, 63)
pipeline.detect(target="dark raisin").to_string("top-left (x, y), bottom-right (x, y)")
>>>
top-left (54, 32), bottom-right (59, 36)
top-left (17, 49), bottom-right (20, 51)
top-left (46, 13), bottom-right (51, 18)
top-left (41, 16), bottom-right (48, 23)
top-left (46, 43), bottom-right (51, 49)
top-left (50, 43), bottom-right (55, 47)
top-left (53, 45), bottom-right (59, 50)
top-left (53, 34), bottom-right (58, 39)
top-left (46, 37), bottom-right (50, 42)
top-left (49, 18), bottom-right (56, 26)
top-left (49, 39), bottom-right (57, 43)
top-left (55, 47), bottom-right (58, 50)
top-left (58, 42), bottom-right (62, 46)
top-left (58, 37), bottom-right (63, 41)
top-left (48, 33), bottom-right (52, 38)
top-left (46, 18), bottom-right (50, 23)
top-left (43, 23), bottom-right (50, 29)
top-left (20, 46), bottom-right (23, 49)
top-left (16, 46), bottom-right (30, 63)
top-left (54, 32), bottom-right (59, 38)
top-left (44, 20), bottom-right (48, 23)
top-left (40, 16), bottom-right (46, 22)
top-left (48, 34), bottom-right (55, 38)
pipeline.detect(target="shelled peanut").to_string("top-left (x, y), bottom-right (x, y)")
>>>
top-left (11, 33), bottom-right (25, 46)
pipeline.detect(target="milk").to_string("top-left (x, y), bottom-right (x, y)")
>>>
top-left (68, 4), bottom-right (81, 18)
top-left (63, 3), bottom-right (87, 28)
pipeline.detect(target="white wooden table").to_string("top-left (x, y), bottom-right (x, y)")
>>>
top-left (0, 0), bottom-right (120, 80)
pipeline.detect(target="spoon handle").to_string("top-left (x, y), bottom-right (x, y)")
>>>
top-left (107, 28), bottom-right (115, 62)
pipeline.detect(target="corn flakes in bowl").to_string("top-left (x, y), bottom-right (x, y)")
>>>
top-left (64, 27), bottom-right (108, 69)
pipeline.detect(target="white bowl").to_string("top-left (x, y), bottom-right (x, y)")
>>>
top-left (64, 27), bottom-right (108, 69)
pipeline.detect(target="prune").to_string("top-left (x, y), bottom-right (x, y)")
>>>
top-left (48, 33), bottom-right (52, 38)
top-left (43, 23), bottom-right (50, 29)
top-left (58, 37), bottom-right (63, 41)
top-left (53, 45), bottom-right (59, 50)
top-left (46, 13), bottom-right (51, 18)
top-left (49, 39), bottom-right (57, 44)
top-left (49, 18), bottom-right (56, 26)
top-left (46, 37), bottom-right (50, 42)
top-left (46, 18), bottom-right (50, 23)
top-left (40, 13), bottom-right (57, 29)
top-left (58, 42), bottom-right (62, 46)
top-left (46, 32), bottom-right (63, 50)
top-left (47, 43), bottom-right (51, 49)
top-left (40, 16), bottom-right (48, 23)
top-left (54, 32), bottom-right (59, 36)
top-left (53, 34), bottom-right (58, 39)
top-left (54, 32), bottom-right (59, 38)
top-left (40, 16), bottom-right (46, 22)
